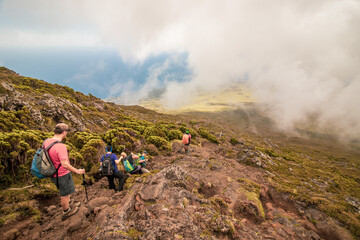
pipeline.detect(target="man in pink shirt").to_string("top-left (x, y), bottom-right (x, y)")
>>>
top-left (44, 123), bottom-right (85, 220)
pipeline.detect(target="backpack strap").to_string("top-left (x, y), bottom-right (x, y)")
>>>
top-left (42, 139), bottom-right (62, 188)
top-left (55, 164), bottom-right (61, 188)
top-left (42, 139), bottom-right (61, 150)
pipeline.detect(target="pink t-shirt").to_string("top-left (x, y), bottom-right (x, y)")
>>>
top-left (43, 138), bottom-right (70, 177)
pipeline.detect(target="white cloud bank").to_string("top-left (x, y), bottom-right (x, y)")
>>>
top-left (2, 0), bottom-right (360, 139)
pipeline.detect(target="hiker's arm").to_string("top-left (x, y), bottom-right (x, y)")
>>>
top-left (115, 156), bottom-right (122, 165)
top-left (61, 159), bottom-right (85, 174)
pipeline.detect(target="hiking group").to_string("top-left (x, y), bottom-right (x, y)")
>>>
top-left (99, 146), bottom-right (150, 192)
top-left (31, 122), bottom-right (151, 221)
top-left (31, 123), bottom-right (192, 221)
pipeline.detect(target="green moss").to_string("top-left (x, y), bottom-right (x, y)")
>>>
top-left (237, 178), bottom-right (260, 194)
top-left (263, 142), bottom-right (360, 238)
top-left (225, 219), bottom-right (236, 236)
top-left (210, 196), bottom-right (228, 210)
top-left (127, 227), bottom-right (144, 239)
top-left (242, 188), bottom-right (265, 220)
top-left (0, 187), bottom-right (54, 227)
top-left (124, 175), bottom-right (137, 190)
top-left (257, 147), bottom-right (280, 157)
top-left (16, 203), bottom-right (41, 220)
top-left (230, 137), bottom-right (239, 145)
top-left (200, 230), bottom-right (212, 239)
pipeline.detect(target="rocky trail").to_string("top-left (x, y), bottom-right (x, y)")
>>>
top-left (1, 141), bottom-right (353, 240)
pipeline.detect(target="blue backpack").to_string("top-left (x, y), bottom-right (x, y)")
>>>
top-left (31, 140), bottom-right (61, 179)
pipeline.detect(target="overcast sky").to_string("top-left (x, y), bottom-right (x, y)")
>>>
top-left (1, 0), bottom-right (360, 139)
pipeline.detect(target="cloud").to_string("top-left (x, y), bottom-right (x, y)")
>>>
top-left (111, 54), bottom-right (181, 105)
top-left (0, 29), bottom-right (100, 47)
top-left (0, 0), bottom-right (100, 47)
top-left (2, 0), bottom-right (360, 139)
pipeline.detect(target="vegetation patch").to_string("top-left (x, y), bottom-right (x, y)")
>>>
top-left (167, 129), bottom-right (182, 140)
top-left (260, 143), bottom-right (360, 238)
top-left (237, 178), bottom-right (261, 194)
top-left (127, 227), bottom-right (144, 239)
top-left (229, 137), bottom-right (239, 145)
top-left (198, 128), bottom-right (219, 144)
top-left (146, 136), bottom-right (171, 151)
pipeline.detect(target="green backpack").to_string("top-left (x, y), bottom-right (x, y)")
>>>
top-left (123, 156), bottom-right (134, 173)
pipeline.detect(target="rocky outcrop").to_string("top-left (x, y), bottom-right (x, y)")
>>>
top-left (38, 94), bottom-right (85, 130)
top-left (0, 80), bottom-right (87, 131)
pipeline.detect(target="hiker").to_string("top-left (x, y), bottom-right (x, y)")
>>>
top-left (182, 130), bottom-right (192, 155)
top-left (120, 152), bottom-right (143, 174)
top-left (44, 123), bottom-right (85, 220)
top-left (100, 145), bottom-right (127, 192)
top-left (133, 150), bottom-right (150, 173)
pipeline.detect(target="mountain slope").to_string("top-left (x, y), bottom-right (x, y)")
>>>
top-left (0, 67), bottom-right (359, 239)
top-left (2, 143), bottom-right (355, 240)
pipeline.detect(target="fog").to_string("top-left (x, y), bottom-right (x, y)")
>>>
top-left (2, 0), bottom-right (360, 139)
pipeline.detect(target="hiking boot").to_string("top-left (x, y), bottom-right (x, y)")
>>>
top-left (72, 201), bottom-right (81, 208)
top-left (69, 199), bottom-right (81, 208)
top-left (62, 206), bottom-right (79, 221)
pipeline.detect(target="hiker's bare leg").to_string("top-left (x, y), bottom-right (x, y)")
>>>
top-left (142, 168), bottom-right (150, 173)
top-left (60, 195), bottom-right (70, 211)
top-left (184, 145), bottom-right (188, 154)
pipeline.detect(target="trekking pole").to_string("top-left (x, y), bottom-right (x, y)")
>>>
top-left (82, 172), bottom-right (89, 203)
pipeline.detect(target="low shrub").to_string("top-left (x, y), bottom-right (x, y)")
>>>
top-left (146, 136), bottom-right (171, 151)
top-left (143, 125), bottom-right (168, 139)
top-left (167, 129), bottom-right (182, 140)
top-left (198, 128), bottom-right (219, 144)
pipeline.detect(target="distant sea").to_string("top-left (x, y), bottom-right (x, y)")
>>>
top-left (0, 46), bottom-right (191, 99)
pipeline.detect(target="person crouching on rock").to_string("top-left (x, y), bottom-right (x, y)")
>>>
top-left (100, 145), bottom-right (127, 192)
top-left (45, 123), bottom-right (85, 220)
top-left (133, 150), bottom-right (150, 173)
top-left (120, 152), bottom-right (143, 174)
